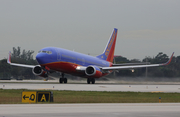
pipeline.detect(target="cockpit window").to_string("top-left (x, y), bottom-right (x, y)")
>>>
top-left (38, 50), bottom-right (52, 54)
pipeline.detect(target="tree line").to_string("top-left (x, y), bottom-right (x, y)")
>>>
top-left (113, 52), bottom-right (180, 78)
top-left (0, 47), bottom-right (38, 79)
top-left (0, 47), bottom-right (179, 79)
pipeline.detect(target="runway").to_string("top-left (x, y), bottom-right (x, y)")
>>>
top-left (1, 103), bottom-right (180, 117)
top-left (1, 80), bottom-right (180, 117)
top-left (1, 80), bottom-right (180, 92)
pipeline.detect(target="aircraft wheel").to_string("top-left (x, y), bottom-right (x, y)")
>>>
top-left (87, 78), bottom-right (90, 84)
top-left (59, 78), bottom-right (63, 83)
top-left (92, 78), bottom-right (95, 84)
top-left (64, 78), bottom-right (67, 83)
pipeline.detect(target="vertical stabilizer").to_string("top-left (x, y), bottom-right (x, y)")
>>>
top-left (96, 28), bottom-right (118, 62)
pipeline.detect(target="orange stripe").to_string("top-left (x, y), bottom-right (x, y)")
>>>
top-left (106, 32), bottom-right (117, 62)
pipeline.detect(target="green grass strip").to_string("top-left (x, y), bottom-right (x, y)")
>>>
top-left (0, 89), bottom-right (180, 104)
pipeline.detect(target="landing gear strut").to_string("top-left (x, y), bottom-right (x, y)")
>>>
top-left (59, 73), bottom-right (67, 84)
top-left (87, 78), bottom-right (95, 84)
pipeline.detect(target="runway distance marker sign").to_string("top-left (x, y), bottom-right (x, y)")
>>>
top-left (22, 91), bottom-right (37, 103)
top-left (22, 91), bottom-right (53, 103)
top-left (37, 91), bottom-right (51, 102)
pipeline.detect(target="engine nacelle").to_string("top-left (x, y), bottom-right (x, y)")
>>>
top-left (32, 66), bottom-right (48, 77)
top-left (85, 65), bottom-right (102, 78)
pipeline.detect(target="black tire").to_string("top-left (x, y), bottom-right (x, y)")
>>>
top-left (92, 78), bottom-right (95, 84)
top-left (64, 78), bottom-right (67, 83)
top-left (87, 78), bottom-right (90, 84)
top-left (59, 78), bottom-right (63, 83)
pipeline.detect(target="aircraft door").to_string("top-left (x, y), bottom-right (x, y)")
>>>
top-left (56, 49), bottom-right (61, 60)
top-left (82, 58), bottom-right (85, 65)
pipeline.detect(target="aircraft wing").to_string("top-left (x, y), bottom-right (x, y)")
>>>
top-left (101, 52), bottom-right (174, 71)
top-left (7, 52), bottom-right (36, 68)
top-left (112, 62), bottom-right (150, 66)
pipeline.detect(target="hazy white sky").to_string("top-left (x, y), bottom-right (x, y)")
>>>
top-left (0, 0), bottom-right (180, 60)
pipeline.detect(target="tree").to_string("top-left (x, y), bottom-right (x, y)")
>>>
top-left (113, 56), bottom-right (130, 64)
top-left (10, 47), bottom-right (38, 79)
top-left (114, 52), bottom-right (179, 78)
top-left (153, 52), bottom-right (169, 64)
top-left (0, 59), bottom-right (11, 79)
top-left (142, 52), bottom-right (176, 77)
top-left (11, 46), bottom-right (21, 58)
top-left (175, 56), bottom-right (180, 77)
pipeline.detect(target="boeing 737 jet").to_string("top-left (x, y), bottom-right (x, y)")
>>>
top-left (7, 28), bottom-right (174, 84)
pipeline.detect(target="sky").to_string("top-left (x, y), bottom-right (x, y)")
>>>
top-left (0, 0), bottom-right (180, 60)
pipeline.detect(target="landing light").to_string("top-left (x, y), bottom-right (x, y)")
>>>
top-left (76, 66), bottom-right (81, 69)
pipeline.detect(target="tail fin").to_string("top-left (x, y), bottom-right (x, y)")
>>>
top-left (96, 28), bottom-right (118, 62)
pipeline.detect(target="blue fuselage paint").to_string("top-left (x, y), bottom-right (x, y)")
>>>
top-left (36, 47), bottom-right (111, 77)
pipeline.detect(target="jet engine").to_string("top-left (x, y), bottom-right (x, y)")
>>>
top-left (85, 65), bottom-right (102, 78)
top-left (32, 66), bottom-right (48, 77)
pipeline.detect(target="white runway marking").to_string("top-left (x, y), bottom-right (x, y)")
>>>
top-left (1, 80), bottom-right (180, 92)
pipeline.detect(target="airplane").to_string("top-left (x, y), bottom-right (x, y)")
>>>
top-left (7, 28), bottom-right (174, 84)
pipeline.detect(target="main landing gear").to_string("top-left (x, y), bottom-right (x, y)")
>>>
top-left (87, 78), bottom-right (95, 84)
top-left (59, 73), bottom-right (67, 84)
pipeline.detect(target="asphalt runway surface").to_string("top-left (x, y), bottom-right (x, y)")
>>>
top-left (1, 80), bottom-right (180, 117)
top-left (1, 80), bottom-right (180, 92)
top-left (1, 103), bottom-right (180, 117)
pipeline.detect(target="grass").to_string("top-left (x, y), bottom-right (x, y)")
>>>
top-left (0, 89), bottom-right (180, 104)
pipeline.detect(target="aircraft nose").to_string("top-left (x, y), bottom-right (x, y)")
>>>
top-left (36, 53), bottom-right (44, 64)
